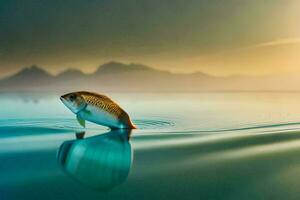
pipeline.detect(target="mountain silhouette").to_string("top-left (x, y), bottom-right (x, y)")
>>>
top-left (4, 65), bottom-right (53, 81)
top-left (57, 69), bottom-right (86, 80)
top-left (0, 65), bottom-right (55, 90)
top-left (95, 62), bottom-right (156, 75)
top-left (0, 62), bottom-right (298, 92)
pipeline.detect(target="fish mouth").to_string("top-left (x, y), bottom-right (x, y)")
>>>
top-left (60, 96), bottom-right (63, 101)
top-left (60, 95), bottom-right (68, 105)
top-left (60, 95), bottom-right (68, 102)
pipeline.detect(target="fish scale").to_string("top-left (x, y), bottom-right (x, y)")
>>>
top-left (83, 94), bottom-right (123, 118)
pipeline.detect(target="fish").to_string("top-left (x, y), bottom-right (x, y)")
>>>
top-left (60, 91), bottom-right (136, 129)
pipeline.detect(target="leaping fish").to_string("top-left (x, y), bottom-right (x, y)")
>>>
top-left (60, 91), bottom-right (136, 129)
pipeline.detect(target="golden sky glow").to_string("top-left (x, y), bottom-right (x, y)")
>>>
top-left (0, 0), bottom-right (299, 77)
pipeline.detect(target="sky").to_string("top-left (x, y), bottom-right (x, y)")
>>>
top-left (0, 0), bottom-right (300, 77)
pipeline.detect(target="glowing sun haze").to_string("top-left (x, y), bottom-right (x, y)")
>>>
top-left (0, 0), bottom-right (299, 77)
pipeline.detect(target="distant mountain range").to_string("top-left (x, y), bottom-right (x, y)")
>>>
top-left (0, 61), bottom-right (298, 92)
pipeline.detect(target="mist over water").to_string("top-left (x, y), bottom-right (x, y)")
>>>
top-left (1, 92), bottom-right (300, 199)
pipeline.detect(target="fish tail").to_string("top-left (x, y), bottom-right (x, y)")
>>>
top-left (126, 116), bottom-right (137, 129)
top-left (129, 120), bottom-right (137, 129)
top-left (120, 111), bottom-right (137, 129)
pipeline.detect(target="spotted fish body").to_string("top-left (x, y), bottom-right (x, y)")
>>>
top-left (60, 91), bottom-right (136, 129)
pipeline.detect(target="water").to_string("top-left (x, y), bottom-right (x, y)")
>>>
top-left (1, 92), bottom-right (300, 200)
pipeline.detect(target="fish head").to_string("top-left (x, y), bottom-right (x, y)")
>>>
top-left (60, 92), bottom-right (87, 114)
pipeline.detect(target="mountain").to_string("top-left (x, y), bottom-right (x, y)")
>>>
top-left (3, 65), bottom-right (53, 81)
top-left (0, 65), bottom-right (55, 90)
top-left (94, 62), bottom-right (156, 75)
top-left (57, 69), bottom-right (86, 80)
top-left (0, 62), bottom-right (298, 92)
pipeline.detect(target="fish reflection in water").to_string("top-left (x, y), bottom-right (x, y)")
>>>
top-left (57, 129), bottom-right (132, 191)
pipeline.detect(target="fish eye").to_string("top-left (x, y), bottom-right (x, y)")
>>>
top-left (69, 94), bottom-right (77, 101)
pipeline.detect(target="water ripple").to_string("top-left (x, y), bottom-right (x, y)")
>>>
top-left (133, 119), bottom-right (175, 129)
top-left (1, 118), bottom-right (300, 137)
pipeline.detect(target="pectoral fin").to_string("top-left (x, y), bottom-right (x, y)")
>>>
top-left (76, 115), bottom-right (86, 127)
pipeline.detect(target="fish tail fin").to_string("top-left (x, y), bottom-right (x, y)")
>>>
top-left (120, 111), bottom-right (137, 129)
top-left (129, 120), bottom-right (137, 129)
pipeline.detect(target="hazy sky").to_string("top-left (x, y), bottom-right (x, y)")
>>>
top-left (0, 0), bottom-right (300, 77)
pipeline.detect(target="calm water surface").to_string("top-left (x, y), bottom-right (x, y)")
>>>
top-left (1, 92), bottom-right (300, 200)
